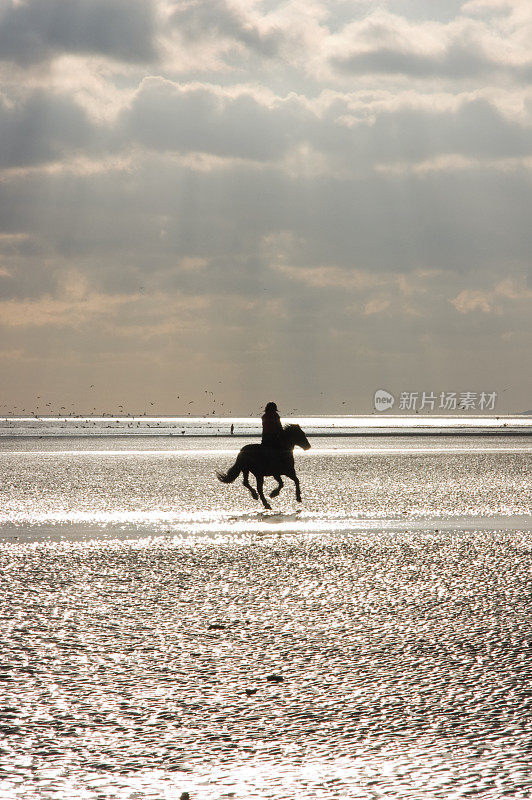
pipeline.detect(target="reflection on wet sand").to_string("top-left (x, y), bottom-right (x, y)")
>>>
top-left (1, 528), bottom-right (532, 799)
top-left (0, 437), bottom-right (531, 798)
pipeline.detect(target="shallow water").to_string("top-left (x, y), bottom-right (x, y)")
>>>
top-left (1, 414), bottom-right (531, 439)
top-left (1, 435), bottom-right (531, 799)
top-left (0, 436), bottom-right (530, 533)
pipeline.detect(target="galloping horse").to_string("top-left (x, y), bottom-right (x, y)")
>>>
top-left (217, 424), bottom-right (311, 509)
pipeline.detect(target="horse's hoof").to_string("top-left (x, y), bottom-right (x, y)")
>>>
top-left (263, 503), bottom-right (272, 510)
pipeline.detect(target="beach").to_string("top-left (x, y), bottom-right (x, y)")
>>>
top-left (1, 426), bottom-right (531, 799)
top-left (3, 0), bottom-right (532, 794)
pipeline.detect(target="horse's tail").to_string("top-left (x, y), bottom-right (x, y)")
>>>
top-left (216, 461), bottom-right (241, 484)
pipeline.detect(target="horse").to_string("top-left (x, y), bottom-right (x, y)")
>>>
top-left (216, 424), bottom-right (311, 509)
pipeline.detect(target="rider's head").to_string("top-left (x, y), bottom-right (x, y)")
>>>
top-left (265, 401), bottom-right (278, 413)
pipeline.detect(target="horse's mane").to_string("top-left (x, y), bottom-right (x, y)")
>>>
top-left (283, 423), bottom-right (300, 433)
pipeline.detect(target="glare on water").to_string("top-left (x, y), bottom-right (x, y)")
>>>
top-left (0, 429), bottom-right (531, 799)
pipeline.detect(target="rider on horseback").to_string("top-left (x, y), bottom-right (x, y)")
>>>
top-left (261, 401), bottom-right (284, 450)
top-left (218, 413), bottom-right (310, 509)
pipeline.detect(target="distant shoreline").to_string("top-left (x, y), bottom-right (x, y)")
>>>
top-left (1, 429), bottom-right (531, 439)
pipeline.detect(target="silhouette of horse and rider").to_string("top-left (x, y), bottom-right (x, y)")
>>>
top-left (217, 402), bottom-right (310, 509)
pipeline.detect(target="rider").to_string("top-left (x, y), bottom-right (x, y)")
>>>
top-left (261, 401), bottom-right (284, 450)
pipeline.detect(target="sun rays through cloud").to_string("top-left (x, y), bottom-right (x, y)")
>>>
top-left (0, 0), bottom-right (530, 413)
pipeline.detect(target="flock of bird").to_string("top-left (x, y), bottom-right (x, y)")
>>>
top-left (0, 386), bottom-right (309, 421)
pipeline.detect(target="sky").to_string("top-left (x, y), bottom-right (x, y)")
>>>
top-left (0, 0), bottom-right (531, 416)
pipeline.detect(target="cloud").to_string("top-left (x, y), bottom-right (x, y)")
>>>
top-left (0, 267), bottom-right (209, 336)
top-left (2, 141), bottom-right (532, 303)
top-left (451, 288), bottom-right (493, 313)
top-left (121, 77), bottom-right (302, 161)
top-left (327, 7), bottom-right (532, 81)
top-left (0, 0), bottom-right (531, 411)
top-left (272, 261), bottom-right (447, 319)
top-left (0, 0), bottom-right (157, 66)
top-left (369, 98), bottom-right (532, 163)
top-left (272, 263), bottom-right (387, 290)
top-left (363, 296), bottom-right (391, 315)
top-left (461, 0), bottom-right (521, 14)
top-left (118, 77), bottom-right (532, 176)
top-left (451, 277), bottom-right (532, 313)
top-left (332, 43), bottom-right (496, 79)
top-left (0, 90), bottom-right (96, 168)
top-left (170, 0), bottom-right (282, 58)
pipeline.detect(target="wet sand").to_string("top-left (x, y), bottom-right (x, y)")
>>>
top-left (1, 437), bottom-right (531, 798)
top-left (2, 521), bottom-right (532, 799)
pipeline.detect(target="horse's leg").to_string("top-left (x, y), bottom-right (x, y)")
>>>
top-left (287, 469), bottom-right (302, 503)
top-left (242, 469), bottom-right (258, 500)
top-left (269, 475), bottom-right (284, 498)
top-left (255, 475), bottom-right (271, 510)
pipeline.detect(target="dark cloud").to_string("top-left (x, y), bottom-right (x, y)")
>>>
top-left (0, 90), bottom-right (96, 168)
top-left (2, 148), bottom-right (531, 301)
top-left (0, 0), bottom-right (156, 65)
top-left (329, 14), bottom-right (532, 85)
top-left (332, 41), bottom-right (500, 79)
top-left (121, 79), bottom-right (301, 161)
top-left (0, 0), bottom-right (530, 411)
top-left (170, 0), bottom-right (281, 57)
top-left (121, 79), bottom-right (532, 171)
top-left (365, 99), bottom-right (532, 162)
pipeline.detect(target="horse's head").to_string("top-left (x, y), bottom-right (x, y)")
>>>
top-left (283, 424), bottom-right (311, 451)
